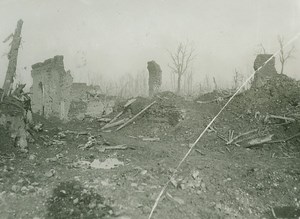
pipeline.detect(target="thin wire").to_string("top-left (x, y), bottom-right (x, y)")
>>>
top-left (148, 33), bottom-right (300, 219)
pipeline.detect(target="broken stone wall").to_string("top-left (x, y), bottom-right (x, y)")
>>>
top-left (147, 61), bottom-right (162, 97)
top-left (31, 55), bottom-right (73, 120)
top-left (252, 54), bottom-right (277, 88)
top-left (70, 83), bottom-right (90, 101)
top-left (69, 83), bottom-right (115, 119)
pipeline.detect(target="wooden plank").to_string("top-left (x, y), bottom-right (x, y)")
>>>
top-left (116, 101), bottom-right (156, 131)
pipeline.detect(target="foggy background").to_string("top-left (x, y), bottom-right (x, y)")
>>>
top-left (0, 0), bottom-right (299, 92)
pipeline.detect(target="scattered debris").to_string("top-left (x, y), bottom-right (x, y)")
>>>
top-left (78, 135), bottom-right (97, 150)
top-left (33, 123), bottom-right (43, 132)
top-left (246, 134), bottom-right (274, 147)
top-left (46, 180), bottom-right (113, 219)
top-left (90, 158), bottom-right (124, 169)
top-left (218, 129), bottom-right (258, 146)
top-left (97, 118), bottom-right (111, 123)
top-left (142, 137), bottom-right (160, 142)
top-left (44, 169), bottom-right (56, 178)
top-left (265, 114), bottom-right (296, 123)
top-left (101, 118), bottom-right (129, 130)
top-left (97, 144), bottom-right (132, 152)
top-left (166, 192), bottom-right (185, 205)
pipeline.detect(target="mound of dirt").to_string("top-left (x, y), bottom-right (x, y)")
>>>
top-left (235, 74), bottom-right (300, 114)
top-left (195, 90), bottom-right (226, 102)
top-left (46, 180), bottom-right (113, 219)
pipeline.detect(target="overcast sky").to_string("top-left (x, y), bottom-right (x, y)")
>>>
top-left (0, 0), bottom-right (299, 89)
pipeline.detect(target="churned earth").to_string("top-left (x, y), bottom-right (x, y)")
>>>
top-left (0, 79), bottom-right (300, 219)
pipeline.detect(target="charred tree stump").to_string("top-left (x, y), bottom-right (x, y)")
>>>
top-left (1, 19), bottom-right (23, 100)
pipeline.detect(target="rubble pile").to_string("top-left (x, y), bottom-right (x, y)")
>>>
top-left (68, 101), bottom-right (88, 120)
top-left (46, 180), bottom-right (113, 219)
top-left (69, 87), bottom-right (115, 121)
top-left (113, 91), bottom-right (184, 127)
top-left (245, 74), bottom-right (300, 113)
top-left (0, 88), bottom-right (29, 153)
top-left (195, 90), bottom-right (232, 103)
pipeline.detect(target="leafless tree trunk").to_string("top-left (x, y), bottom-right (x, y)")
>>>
top-left (2, 19), bottom-right (23, 100)
top-left (204, 74), bottom-right (211, 92)
top-left (213, 76), bottom-right (218, 91)
top-left (258, 43), bottom-right (266, 54)
top-left (168, 42), bottom-right (195, 94)
top-left (278, 36), bottom-right (295, 74)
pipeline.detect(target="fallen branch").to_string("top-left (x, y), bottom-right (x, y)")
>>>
top-left (226, 129), bottom-right (258, 145)
top-left (218, 129), bottom-right (258, 146)
top-left (101, 98), bottom-right (136, 130)
top-left (97, 118), bottom-right (111, 123)
top-left (288, 113), bottom-right (300, 119)
top-left (265, 132), bottom-right (300, 144)
top-left (101, 118), bottom-right (129, 130)
top-left (265, 114), bottom-right (296, 123)
top-left (98, 144), bottom-right (132, 152)
top-left (245, 134), bottom-right (274, 148)
top-left (142, 137), bottom-right (160, 142)
top-left (101, 111), bottom-right (124, 129)
top-left (124, 98), bottom-right (136, 107)
top-left (116, 101), bottom-right (156, 131)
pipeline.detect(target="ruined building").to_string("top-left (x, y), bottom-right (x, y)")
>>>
top-left (31, 55), bottom-right (73, 120)
top-left (252, 54), bottom-right (278, 88)
top-left (147, 60), bottom-right (162, 97)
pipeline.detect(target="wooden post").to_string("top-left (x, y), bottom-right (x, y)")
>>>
top-left (1, 19), bottom-right (23, 100)
top-left (116, 101), bottom-right (156, 131)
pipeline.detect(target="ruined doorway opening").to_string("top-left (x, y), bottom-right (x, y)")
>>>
top-left (38, 82), bottom-right (45, 116)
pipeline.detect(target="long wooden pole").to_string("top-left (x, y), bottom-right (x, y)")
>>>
top-left (2, 19), bottom-right (23, 100)
top-left (116, 101), bottom-right (156, 131)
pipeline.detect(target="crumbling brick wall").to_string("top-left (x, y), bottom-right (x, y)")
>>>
top-left (147, 61), bottom-right (162, 97)
top-left (31, 55), bottom-right (73, 120)
top-left (252, 54), bottom-right (277, 88)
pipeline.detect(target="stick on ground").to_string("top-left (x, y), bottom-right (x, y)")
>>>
top-left (116, 101), bottom-right (156, 131)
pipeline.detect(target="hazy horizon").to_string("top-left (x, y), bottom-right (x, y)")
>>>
top-left (0, 0), bottom-right (299, 92)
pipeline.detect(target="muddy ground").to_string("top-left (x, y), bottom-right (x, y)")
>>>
top-left (0, 87), bottom-right (300, 219)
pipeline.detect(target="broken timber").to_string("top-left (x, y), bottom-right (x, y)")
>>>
top-left (116, 101), bottom-right (157, 131)
top-left (101, 98), bottom-right (136, 130)
top-left (101, 118), bottom-right (129, 130)
top-left (265, 114), bottom-right (296, 123)
top-left (1, 19), bottom-right (23, 100)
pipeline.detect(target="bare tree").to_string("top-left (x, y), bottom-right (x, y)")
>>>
top-left (257, 43), bottom-right (266, 54)
top-left (2, 19), bottom-right (23, 100)
top-left (278, 36), bottom-right (296, 74)
top-left (168, 42), bottom-right (195, 94)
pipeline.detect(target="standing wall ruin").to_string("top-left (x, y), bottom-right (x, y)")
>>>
top-left (31, 55), bottom-right (73, 120)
